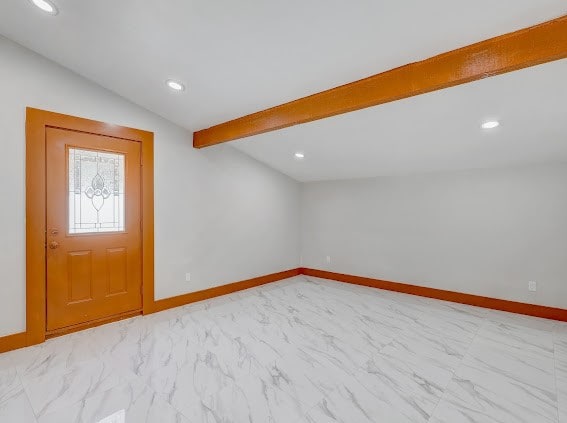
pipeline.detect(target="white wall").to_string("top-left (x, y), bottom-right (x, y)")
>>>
top-left (301, 164), bottom-right (567, 308)
top-left (0, 36), bottom-right (300, 337)
top-left (2, 35), bottom-right (565, 338)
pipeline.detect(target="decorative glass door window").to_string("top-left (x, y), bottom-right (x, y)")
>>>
top-left (68, 148), bottom-right (125, 234)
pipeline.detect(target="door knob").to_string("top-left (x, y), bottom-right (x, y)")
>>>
top-left (48, 241), bottom-right (60, 249)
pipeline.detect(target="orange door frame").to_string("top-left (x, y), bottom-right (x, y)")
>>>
top-left (25, 108), bottom-right (155, 346)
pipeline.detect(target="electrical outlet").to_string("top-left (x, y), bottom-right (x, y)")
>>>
top-left (185, 273), bottom-right (191, 282)
top-left (528, 281), bottom-right (537, 292)
top-left (326, 256), bottom-right (331, 264)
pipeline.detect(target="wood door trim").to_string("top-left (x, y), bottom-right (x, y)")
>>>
top-left (193, 15), bottom-right (567, 147)
top-left (300, 268), bottom-right (567, 321)
top-left (0, 332), bottom-right (27, 354)
top-left (46, 309), bottom-right (142, 339)
top-left (26, 108), bottom-right (154, 347)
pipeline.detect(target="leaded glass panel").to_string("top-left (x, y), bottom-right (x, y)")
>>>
top-left (68, 148), bottom-right (125, 234)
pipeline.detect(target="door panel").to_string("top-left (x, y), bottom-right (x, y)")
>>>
top-left (106, 247), bottom-right (128, 295)
top-left (67, 251), bottom-right (93, 303)
top-left (46, 127), bottom-right (142, 331)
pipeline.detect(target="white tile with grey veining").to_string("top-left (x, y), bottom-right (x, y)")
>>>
top-left (0, 367), bottom-right (37, 422)
top-left (21, 356), bottom-right (123, 418)
top-left (301, 362), bottom-right (434, 423)
top-left (85, 316), bottom-right (144, 356)
top-left (431, 373), bottom-right (557, 423)
top-left (38, 378), bottom-right (190, 423)
top-left (260, 284), bottom-right (404, 366)
top-left (301, 385), bottom-right (396, 423)
top-left (555, 324), bottom-right (567, 423)
top-left (240, 338), bottom-right (377, 411)
top-left (467, 335), bottom-right (556, 391)
top-left (354, 352), bottom-right (452, 422)
top-left (431, 345), bottom-right (558, 423)
top-left (430, 310), bottom-right (558, 423)
top-left (2, 275), bottom-right (566, 423)
top-left (0, 352), bottom-right (14, 370)
top-left (274, 281), bottom-right (408, 348)
top-left (386, 324), bottom-right (470, 372)
top-left (5, 332), bottom-right (97, 381)
top-left (555, 322), bottom-right (567, 361)
top-left (257, 307), bottom-right (373, 372)
top-left (232, 292), bottom-right (374, 374)
top-left (146, 339), bottom-right (307, 422)
top-left (476, 318), bottom-right (555, 359)
top-left (487, 308), bottom-right (557, 332)
top-left (556, 358), bottom-right (567, 423)
top-left (1, 367), bottom-right (21, 404)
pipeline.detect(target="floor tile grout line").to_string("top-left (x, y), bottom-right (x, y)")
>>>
top-left (17, 351), bottom-right (129, 421)
top-left (14, 366), bottom-right (40, 422)
top-left (553, 323), bottom-right (562, 423)
top-left (5, 276), bottom-right (563, 422)
top-left (308, 277), bottom-right (491, 422)
top-left (426, 307), bottom-right (490, 422)
top-left (123, 292), bottom-right (324, 422)
top-left (292, 396), bottom-right (328, 423)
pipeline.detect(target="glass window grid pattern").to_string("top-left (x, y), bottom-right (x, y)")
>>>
top-left (68, 148), bottom-right (125, 234)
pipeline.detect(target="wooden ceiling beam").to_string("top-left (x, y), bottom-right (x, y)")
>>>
top-left (194, 16), bottom-right (567, 148)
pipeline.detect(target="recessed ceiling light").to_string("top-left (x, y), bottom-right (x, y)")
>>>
top-left (481, 120), bottom-right (500, 130)
top-left (166, 79), bottom-right (185, 92)
top-left (30, 0), bottom-right (58, 15)
top-left (294, 152), bottom-right (305, 159)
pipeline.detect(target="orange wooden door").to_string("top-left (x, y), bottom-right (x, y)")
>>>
top-left (46, 127), bottom-right (142, 331)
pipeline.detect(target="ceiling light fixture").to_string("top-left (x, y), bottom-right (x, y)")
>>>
top-left (166, 79), bottom-right (185, 92)
top-left (30, 0), bottom-right (58, 15)
top-left (294, 152), bottom-right (305, 159)
top-left (481, 120), bottom-right (500, 130)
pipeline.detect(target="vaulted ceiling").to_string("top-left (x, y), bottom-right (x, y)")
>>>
top-left (1, 0), bottom-right (566, 180)
top-left (233, 59), bottom-right (567, 181)
top-left (1, 0), bottom-right (565, 131)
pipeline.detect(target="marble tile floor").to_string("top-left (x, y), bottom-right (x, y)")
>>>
top-left (1, 275), bottom-right (566, 423)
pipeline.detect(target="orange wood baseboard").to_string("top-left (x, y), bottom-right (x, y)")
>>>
top-left (0, 332), bottom-right (27, 354)
top-left (151, 268), bottom-right (301, 313)
top-left (300, 268), bottom-right (567, 322)
top-left (0, 268), bottom-right (300, 354)
top-left (3, 266), bottom-right (564, 355)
